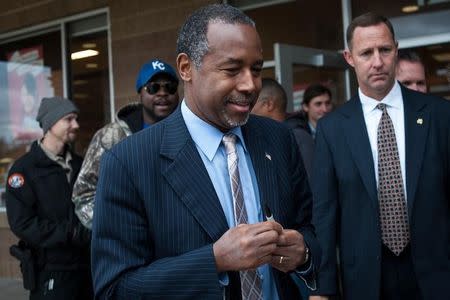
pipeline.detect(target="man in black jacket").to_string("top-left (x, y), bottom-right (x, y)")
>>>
top-left (6, 96), bottom-right (92, 300)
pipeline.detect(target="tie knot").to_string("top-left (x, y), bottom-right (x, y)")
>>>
top-left (377, 103), bottom-right (387, 112)
top-left (222, 133), bottom-right (237, 155)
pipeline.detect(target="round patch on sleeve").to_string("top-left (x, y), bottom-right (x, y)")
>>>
top-left (8, 173), bottom-right (25, 188)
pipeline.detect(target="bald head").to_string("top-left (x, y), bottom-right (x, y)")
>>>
top-left (251, 78), bottom-right (287, 122)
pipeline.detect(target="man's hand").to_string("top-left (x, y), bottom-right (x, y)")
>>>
top-left (213, 221), bottom-right (283, 272)
top-left (270, 229), bottom-right (306, 273)
top-left (309, 296), bottom-right (329, 300)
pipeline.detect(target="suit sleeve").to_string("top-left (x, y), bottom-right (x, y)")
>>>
top-left (6, 165), bottom-right (72, 249)
top-left (91, 150), bottom-right (223, 299)
top-left (288, 130), bottom-right (321, 287)
top-left (291, 127), bottom-right (315, 178)
top-left (309, 120), bottom-right (339, 296)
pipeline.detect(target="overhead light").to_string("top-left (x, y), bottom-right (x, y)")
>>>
top-left (0, 157), bottom-right (13, 164)
top-left (71, 49), bottom-right (99, 60)
top-left (432, 53), bottom-right (450, 62)
top-left (86, 63), bottom-right (98, 69)
top-left (82, 43), bottom-right (97, 49)
top-left (73, 79), bottom-right (88, 85)
top-left (73, 93), bottom-right (89, 99)
top-left (402, 5), bottom-right (419, 13)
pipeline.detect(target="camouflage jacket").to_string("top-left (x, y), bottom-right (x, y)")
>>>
top-left (72, 102), bottom-right (143, 229)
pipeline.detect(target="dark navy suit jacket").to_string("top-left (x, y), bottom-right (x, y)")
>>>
top-left (311, 85), bottom-right (450, 300)
top-left (91, 107), bottom-right (319, 299)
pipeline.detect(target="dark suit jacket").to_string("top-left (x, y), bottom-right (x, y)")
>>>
top-left (311, 85), bottom-right (450, 300)
top-left (91, 107), bottom-right (319, 299)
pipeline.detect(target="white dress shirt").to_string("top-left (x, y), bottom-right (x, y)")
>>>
top-left (359, 81), bottom-right (407, 200)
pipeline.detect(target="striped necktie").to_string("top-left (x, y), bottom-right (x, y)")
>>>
top-left (222, 133), bottom-right (263, 300)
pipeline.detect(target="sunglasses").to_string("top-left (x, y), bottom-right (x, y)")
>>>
top-left (144, 81), bottom-right (178, 95)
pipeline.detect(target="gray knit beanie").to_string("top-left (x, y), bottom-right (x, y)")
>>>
top-left (36, 97), bottom-right (79, 133)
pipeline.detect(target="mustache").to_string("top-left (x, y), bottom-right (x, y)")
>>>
top-left (224, 93), bottom-right (258, 105)
top-left (154, 98), bottom-right (171, 105)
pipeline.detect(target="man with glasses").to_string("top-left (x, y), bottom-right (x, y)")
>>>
top-left (72, 59), bottom-right (179, 229)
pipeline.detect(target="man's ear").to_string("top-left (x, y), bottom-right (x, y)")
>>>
top-left (265, 98), bottom-right (276, 112)
top-left (343, 49), bottom-right (355, 68)
top-left (177, 53), bottom-right (192, 82)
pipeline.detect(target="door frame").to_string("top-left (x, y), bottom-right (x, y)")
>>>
top-left (268, 43), bottom-right (349, 111)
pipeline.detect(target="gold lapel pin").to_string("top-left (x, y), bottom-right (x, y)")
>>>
top-left (265, 153), bottom-right (272, 161)
top-left (417, 118), bottom-right (423, 125)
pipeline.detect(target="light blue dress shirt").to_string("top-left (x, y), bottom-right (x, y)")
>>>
top-left (181, 100), bottom-right (279, 300)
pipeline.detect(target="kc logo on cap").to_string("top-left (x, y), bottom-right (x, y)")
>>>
top-left (152, 60), bottom-right (166, 71)
top-left (135, 59), bottom-right (178, 93)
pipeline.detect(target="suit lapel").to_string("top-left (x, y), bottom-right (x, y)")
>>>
top-left (242, 120), bottom-right (281, 223)
top-left (341, 97), bottom-right (379, 208)
top-left (160, 108), bottom-right (229, 242)
top-left (402, 87), bottom-right (429, 214)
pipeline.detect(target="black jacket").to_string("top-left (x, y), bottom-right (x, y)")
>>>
top-left (284, 112), bottom-right (312, 136)
top-left (6, 141), bottom-right (90, 271)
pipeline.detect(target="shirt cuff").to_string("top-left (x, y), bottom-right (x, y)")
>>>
top-left (218, 272), bottom-right (229, 286)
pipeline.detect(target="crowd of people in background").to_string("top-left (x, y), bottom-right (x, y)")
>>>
top-left (4, 3), bottom-right (449, 300)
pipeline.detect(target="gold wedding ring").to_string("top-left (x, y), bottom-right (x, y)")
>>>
top-left (279, 256), bottom-right (284, 264)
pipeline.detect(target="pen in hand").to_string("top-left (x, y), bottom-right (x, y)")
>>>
top-left (264, 204), bottom-right (275, 222)
top-left (265, 204), bottom-right (283, 229)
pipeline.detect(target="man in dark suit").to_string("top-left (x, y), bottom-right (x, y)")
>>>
top-left (91, 4), bottom-right (319, 299)
top-left (251, 78), bottom-right (315, 178)
top-left (309, 12), bottom-right (450, 300)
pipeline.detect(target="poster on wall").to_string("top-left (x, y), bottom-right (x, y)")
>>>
top-left (5, 45), bottom-right (54, 143)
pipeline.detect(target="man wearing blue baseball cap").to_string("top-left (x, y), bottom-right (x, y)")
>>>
top-left (72, 59), bottom-right (179, 229)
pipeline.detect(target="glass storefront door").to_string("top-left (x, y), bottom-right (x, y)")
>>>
top-left (272, 43), bottom-right (350, 112)
top-left (0, 10), bottom-right (110, 210)
top-left (69, 30), bottom-right (110, 153)
top-left (0, 29), bottom-right (63, 208)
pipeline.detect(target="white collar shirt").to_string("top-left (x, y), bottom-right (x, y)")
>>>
top-left (359, 81), bottom-right (407, 200)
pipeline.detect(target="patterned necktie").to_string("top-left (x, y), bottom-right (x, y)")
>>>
top-left (376, 103), bottom-right (410, 256)
top-left (222, 133), bottom-right (263, 300)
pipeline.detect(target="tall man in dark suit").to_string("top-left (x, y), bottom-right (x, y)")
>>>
top-left (309, 12), bottom-right (450, 300)
top-left (91, 4), bottom-right (319, 299)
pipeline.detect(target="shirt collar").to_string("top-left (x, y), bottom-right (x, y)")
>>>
top-left (359, 81), bottom-right (403, 115)
top-left (181, 100), bottom-right (248, 161)
top-left (308, 122), bottom-right (316, 134)
top-left (38, 139), bottom-right (72, 165)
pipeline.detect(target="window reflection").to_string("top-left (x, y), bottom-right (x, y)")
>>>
top-left (0, 30), bottom-right (62, 209)
top-left (69, 31), bottom-right (110, 154)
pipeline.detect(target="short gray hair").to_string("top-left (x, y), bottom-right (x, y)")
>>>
top-left (176, 4), bottom-right (255, 69)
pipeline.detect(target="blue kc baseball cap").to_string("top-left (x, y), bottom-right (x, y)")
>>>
top-left (135, 59), bottom-right (179, 93)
